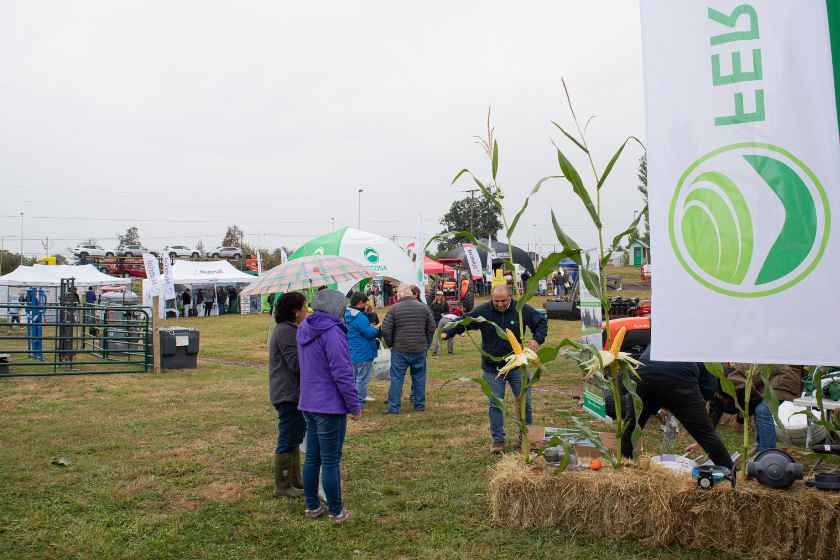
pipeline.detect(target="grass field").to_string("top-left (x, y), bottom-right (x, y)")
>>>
top-left (0, 284), bottom-right (744, 560)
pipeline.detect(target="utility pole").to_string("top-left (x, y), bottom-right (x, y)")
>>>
top-left (462, 189), bottom-right (479, 236)
top-left (357, 188), bottom-right (365, 229)
top-left (19, 211), bottom-right (24, 261)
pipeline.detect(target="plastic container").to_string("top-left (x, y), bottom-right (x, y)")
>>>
top-left (159, 328), bottom-right (200, 369)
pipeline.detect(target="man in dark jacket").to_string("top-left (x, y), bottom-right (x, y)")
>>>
top-left (382, 284), bottom-right (436, 413)
top-left (442, 284), bottom-right (547, 453)
top-left (428, 290), bottom-right (454, 356)
top-left (619, 346), bottom-right (733, 469)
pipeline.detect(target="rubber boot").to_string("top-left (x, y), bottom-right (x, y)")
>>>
top-left (274, 453), bottom-right (303, 498)
top-left (290, 447), bottom-right (304, 489)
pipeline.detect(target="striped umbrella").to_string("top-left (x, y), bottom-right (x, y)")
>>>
top-left (241, 254), bottom-right (373, 296)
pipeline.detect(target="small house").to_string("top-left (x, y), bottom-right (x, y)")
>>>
top-left (627, 240), bottom-right (650, 267)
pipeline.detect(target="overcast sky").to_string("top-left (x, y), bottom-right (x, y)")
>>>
top-left (0, 1), bottom-right (647, 257)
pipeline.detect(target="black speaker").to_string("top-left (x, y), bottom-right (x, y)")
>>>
top-left (544, 300), bottom-right (580, 320)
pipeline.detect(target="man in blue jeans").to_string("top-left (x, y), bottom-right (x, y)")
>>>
top-left (381, 284), bottom-right (436, 413)
top-left (442, 284), bottom-right (547, 453)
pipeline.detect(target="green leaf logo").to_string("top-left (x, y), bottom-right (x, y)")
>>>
top-left (669, 143), bottom-right (830, 298)
top-left (363, 247), bottom-right (380, 263)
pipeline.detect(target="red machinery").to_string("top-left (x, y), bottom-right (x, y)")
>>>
top-left (434, 258), bottom-right (475, 316)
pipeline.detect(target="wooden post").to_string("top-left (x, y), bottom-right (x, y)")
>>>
top-left (152, 294), bottom-right (161, 373)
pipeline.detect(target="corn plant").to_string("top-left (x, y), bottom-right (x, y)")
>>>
top-left (436, 93), bottom-right (646, 465)
top-left (705, 362), bottom-right (760, 472)
top-left (546, 80), bottom-right (647, 464)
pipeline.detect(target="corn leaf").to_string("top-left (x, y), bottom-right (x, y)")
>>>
top-left (443, 315), bottom-right (508, 348)
top-left (556, 148), bottom-right (601, 228)
top-left (564, 413), bottom-right (618, 467)
top-left (552, 120), bottom-right (588, 154)
top-left (622, 373), bottom-right (644, 459)
top-left (517, 250), bottom-right (576, 313)
top-left (451, 169), bottom-right (502, 213)
top-left (759, 365), bottom-right (786, 439)
top-left (472, 376), bottom-right (510, 415)
top-left (492, 140), bottom-right (499, 181)
top-left (423, 230), bottom-right (489, 254)
top-left (601, 206), bottom-right (647, 268)
top-left (596, 136), bottom-right (645, 190)
top-left (507, 175), bottom-right (562, 239)
top-left (705, 362), bottom-right (743, 414)
top-left (550, 210), bottom-right (582, 253)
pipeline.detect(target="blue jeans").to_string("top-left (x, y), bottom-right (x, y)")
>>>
top-left (273, 402), bottom-right (305, 454)
top-left (388, 350), bottom-right (427, 412)
top-left (482, 367), bottom-right (533, 443)
top-left (218, 302), bottom-right (225, 315)
top-left (302, 412), bottom-right (347, 515)
top-left (353, 361), bottom-right (374, 407)
top-left (754, 400), bottom-right (777, 452)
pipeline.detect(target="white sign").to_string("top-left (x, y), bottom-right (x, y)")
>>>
top-left (642, 1), bottom-right (840, 364)
top-left (462, 243), bottom-right (483, 279)
top-left (142, 254), bottom-right (161, 295)
top-left (161, 253), bottom-right (176, 300)
top-left (485, 237), bottom-right (496, 281)
top-left (579, 250), bottom-right (602, 348)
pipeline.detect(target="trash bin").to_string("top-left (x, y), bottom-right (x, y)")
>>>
top-left (159, 328), bottom-right (199, 369)
top-left (0, 353), bottom-right (9, 375)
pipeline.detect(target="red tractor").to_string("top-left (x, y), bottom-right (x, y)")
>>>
top-left (434, 258), bottom-right (475, 317)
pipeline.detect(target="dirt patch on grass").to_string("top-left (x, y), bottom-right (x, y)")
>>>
top-left (196, 480), bottom-right (250, 503)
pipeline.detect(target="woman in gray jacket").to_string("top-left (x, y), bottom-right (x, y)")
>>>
top-left (269, 291), bottom-right (308, 497)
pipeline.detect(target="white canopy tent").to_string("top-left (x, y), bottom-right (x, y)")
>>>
top-left (170, 260), bottom-right (255, 285)
top-left (0, 264), bottom-right (130, 320)
top-left (152, 260), bottom-right (256, 317)
top-left (0, 264), bottom-right (131, 288)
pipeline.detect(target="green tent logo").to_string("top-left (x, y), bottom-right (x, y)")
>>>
top-left (363, 247), bottom-right (380, 263)
top-left (669, 143), bottom-right (830, 298)
top-left (313, 247), bottom-right (325, 256)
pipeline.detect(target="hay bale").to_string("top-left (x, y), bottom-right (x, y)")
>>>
top-left (488, 455), bottom-right (840, 560)
top-left (488, 454), bottom-right (681, 545)
top-left (674, 479), bottom-right (840, 560)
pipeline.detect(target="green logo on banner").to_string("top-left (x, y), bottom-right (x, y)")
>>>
top-left (669, 143), bottom-right (830, 298)
top-left (363, 247), bottom-right (380, 263)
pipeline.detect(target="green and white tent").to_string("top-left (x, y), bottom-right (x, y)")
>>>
top-left (290, 227), bottom-right (419, 295)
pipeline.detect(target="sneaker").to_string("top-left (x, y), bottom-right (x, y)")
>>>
top-left (490, 441), bottom-right (505, 455)
top-left (364, 396), bottom-right (376, 402)
top-left (329, 509), bottom-right (352, 524)
top-left (304, 505), bottom-right (326, 520)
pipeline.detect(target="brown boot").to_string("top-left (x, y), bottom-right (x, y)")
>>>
top-left (274, 453), bottom-right (303, 498)
top-left (289, 447), bottom-right (304, 489)
top-left (490, 441), bottom-right (505, 455)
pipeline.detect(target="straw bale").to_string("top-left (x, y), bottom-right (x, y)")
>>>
top-left (488, 454), bottom-right (840, 560)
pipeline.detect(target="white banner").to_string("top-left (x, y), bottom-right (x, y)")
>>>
top-left (142, 253), bottom-right (161, 295)
top-left (462, 243), bottom-right (483, 279)
top-left (641, 1), bottom-right (840, 364)
top-left (485, 237), bottom-right (496, 282)
top-left (161, 253), bottom-right (176, 300)
top-left (580, 250), bottom-right (603, 348)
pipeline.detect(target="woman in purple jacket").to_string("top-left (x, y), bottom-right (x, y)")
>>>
top-left (297, 288), bottom-right (361, 524)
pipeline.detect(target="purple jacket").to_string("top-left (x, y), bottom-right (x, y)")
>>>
top-left (297, 311), bottom-right (361, 416)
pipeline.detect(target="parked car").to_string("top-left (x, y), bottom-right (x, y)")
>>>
top-left (72, 244), bottom-right (114, 258)
top-left (164, 245), bottom-right (201, 259)
top-left (119, 244), bottom-right (155, 257)
top-left (210, 246), bottom-right (242, 259)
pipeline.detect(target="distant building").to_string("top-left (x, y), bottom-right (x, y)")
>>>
top-left (627, 240), bottom-right (650, 267)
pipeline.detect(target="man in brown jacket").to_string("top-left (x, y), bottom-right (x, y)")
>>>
top-left (709, 364), bottom-right (805, 453)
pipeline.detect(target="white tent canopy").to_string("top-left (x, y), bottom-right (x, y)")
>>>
top-left (170, 260), bottom-right (255, 285)
top-left (0, 264), bottom-right (131, 287)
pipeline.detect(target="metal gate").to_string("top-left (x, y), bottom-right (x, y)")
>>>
top-left (0, 286), bottom-right (151, 377)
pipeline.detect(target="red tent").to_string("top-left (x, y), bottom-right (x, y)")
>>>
top-left (424, 256), bottom-right (454, 275)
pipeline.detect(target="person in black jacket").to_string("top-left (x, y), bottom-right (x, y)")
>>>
top-left (428, 291), bottom-right (453, 355)
top-left (442, 284), bottom-right (547, 453)
top-left (269, 291), bottom-right (309, 497)
top-left (618, 346), bottom-right (733, 469)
